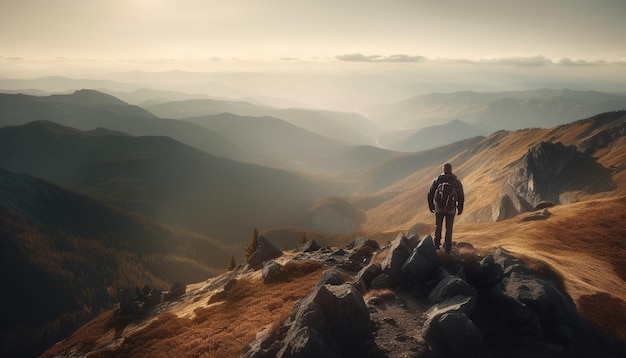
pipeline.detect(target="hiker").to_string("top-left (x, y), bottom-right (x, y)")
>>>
top-left (427, 163), bottom-right (464, 253)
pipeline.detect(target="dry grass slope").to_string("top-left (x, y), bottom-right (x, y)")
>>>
top-left (456, 195), bottom-right (626, 343)
top-left (43, 261), bottom-right (325, 358)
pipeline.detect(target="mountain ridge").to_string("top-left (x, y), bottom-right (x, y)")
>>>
top-left (0, 120), bottom-right (344, 241)
top-left (0, 167), bottom-right (235, 358)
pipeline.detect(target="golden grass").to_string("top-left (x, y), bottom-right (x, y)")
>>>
top-left (454, 195), bottom-right (626, 343)
top-left (364, 288), bottom-right (396, 302)
top-left (44, 261), bottom-right (326, 358)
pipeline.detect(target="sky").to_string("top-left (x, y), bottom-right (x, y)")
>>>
top-left (1, 0), bottom-right (625, 108)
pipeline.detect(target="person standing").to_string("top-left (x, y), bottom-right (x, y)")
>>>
top-left (427, 163), bottom-right (464, 253)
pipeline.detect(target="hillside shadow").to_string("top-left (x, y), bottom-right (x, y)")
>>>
top-left (559, 157), bottom-right (617, 195)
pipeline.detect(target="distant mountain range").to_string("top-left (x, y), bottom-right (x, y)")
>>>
top-left (0, 120), bottom-right (342, 242)
top-left (0, 90), bottom-right (243, 160)
top-left (366, 88), bottom-right (626, 130)
top-left (389, 119), bottom-right (489, 152)
top-left (146, 98), bottom-right (379, 146)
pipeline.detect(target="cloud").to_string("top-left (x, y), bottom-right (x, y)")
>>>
top-left (457, 55), bottom-right (553, 67)
top-left (555, 58), bottom-right (611, 66)
top-left (336, 53), bottom-right (426, 63)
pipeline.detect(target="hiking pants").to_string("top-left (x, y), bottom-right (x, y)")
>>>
top-left (435, 212), bottom-right (455, 252)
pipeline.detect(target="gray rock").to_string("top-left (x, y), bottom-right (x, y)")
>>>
top-left (423, 313), bottom-right (484, 358)
top-left (486, 283), bottom-right (541, 329)
top-left (348, 237), bottom-right (380, 252)
top-left (381, 233), bottom-right (411, 280)
top-left (245, 269), bottom-right (378, 358)
top-left (504, 272), bottom-right (580, 329)
top-left (424, 295), bottom-right (477, 322)
top-left (400, 248), bottom-right (436, 285)
top-left (262, 261), bottom-right (283, 283)
top-left (247, 236), bottom-right (283, 270)
top-left (257, 235), bottom-right (283, 261)
top-left (493, 247), bottom-right (532, 276)
top-left (354, 263), bottom-right (382, 293)
top-left (428, 275), bottom-right (478, 304)
top-left (247, 251), bottom-right (265, 270)
top-left (370, 273), bottom-right (396, 290)
top-left (298, 240), bottom-right (321, 252)
top-left (416, 234), bottom-right (438, 261)
top-left (472, 254), bottom-right (503, 290)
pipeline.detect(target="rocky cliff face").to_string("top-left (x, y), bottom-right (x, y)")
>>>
top-left (493, 141), bottom-right (615, 221)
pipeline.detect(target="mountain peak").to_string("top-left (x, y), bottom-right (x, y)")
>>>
top-left (47, 89), bottom-right (129, 107)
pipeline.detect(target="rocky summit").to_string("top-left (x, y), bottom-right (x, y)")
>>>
top-left (243, 234), bottom-right (624, 357)
top-left (42, 232), bottom-right (626, 357)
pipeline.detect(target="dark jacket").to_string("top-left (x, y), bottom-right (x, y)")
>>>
top-left (427, 173), bottom-right (465, 215)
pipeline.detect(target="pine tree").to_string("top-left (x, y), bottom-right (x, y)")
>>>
top-left (299, 232), bottom-right (307, 245)
top-left (227, 255), bottom-right (236, 271)
top-left (244, 227), bottom-right (259, 260)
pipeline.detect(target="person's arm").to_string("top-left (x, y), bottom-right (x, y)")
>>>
top-left (427, 178), bottom-right (437, 212)
top-left (456, 179), bottom-right (465, 215)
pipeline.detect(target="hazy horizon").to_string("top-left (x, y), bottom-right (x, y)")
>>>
top-left (2, 0), bottom-right (626, 110)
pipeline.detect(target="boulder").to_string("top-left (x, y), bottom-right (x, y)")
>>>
top-left (247, 251), bottom-right (265, 270)
top-left (493, 247), bottom-right (532, 276)
top-left (486, 283), bottom-right (542, 329)
top-left (354, 263), bottom-right (382, 293)
top-left (423, 296), bottom-right (481, 356)
top-left (298, 240), bottom-right (321, 253)
top-left (168, 281), bottom-right (186, 300)
top-left (416, 234), bottom-right (438, 261)
top-left (428, 275), bottom-right (478, 304)
top-left (244, 270), bottom-right (380, 358)
top-left (247, 236), bottom-right (283, 270)
top-left (257, 236), bottom-right (283, 261)
top-left (504, 272), bottom-right (580, 329)
top-left (262, 261), bottom-right (283, 283)
top-left (471, 254), bottom-right (504, 290)
top-left (348, 237), bottom-right (380, 252)
top-left (380, 234), bottom-right (411, 280)
top-left (424, 295), bottom-right (477, 322)
top-left (370, 273), bottom-right (396, 290)
top-left (315, 269), bottom-right (346, 288)
top-left (400, 249), bottom-right (436, 285)
top-left (423, 313), bottom-right (484, 358)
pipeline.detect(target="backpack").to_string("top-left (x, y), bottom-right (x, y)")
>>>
top-left (434, 179), bottom-right (457, 207)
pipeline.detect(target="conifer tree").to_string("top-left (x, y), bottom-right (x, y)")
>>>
top-left (299, 232), bottom-right (307, 245)
top-left (227, 255), bottom-right (236, 271)
top-left (244, 227), bottom-right (259, 260)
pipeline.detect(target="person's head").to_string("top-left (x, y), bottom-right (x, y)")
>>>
top-left (443, 163), bottom-right (452, 174)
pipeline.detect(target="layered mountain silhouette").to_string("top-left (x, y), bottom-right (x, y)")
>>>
top-left (0, 90), bottom-right (242, 160)
top-left (146, 98), bottom-right (379, 146)
top-left (0, 120), bottom-right (342, 241)
top-left (389, 119), bottom-right (489, 152)
top-left (367, 88), bottom-right (626, 131)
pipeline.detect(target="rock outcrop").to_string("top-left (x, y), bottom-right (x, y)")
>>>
top-left (244, 270), bottom-right (382, 358)
top-left (243, 234), bottom-right (623, 358)
top-left (247, 235), bottom-right (283, 270)
top-left (494, 141), bottom-right (615, 221)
